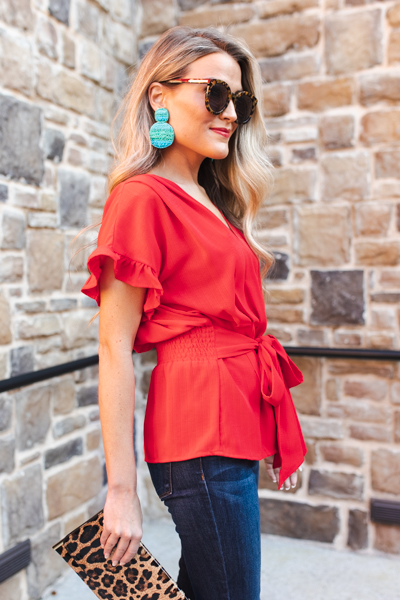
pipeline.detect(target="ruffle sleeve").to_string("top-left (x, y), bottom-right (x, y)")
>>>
top-left (81, 246), bottom-right (163, 320)
top-left (80, 179), bottom-right (166, 320)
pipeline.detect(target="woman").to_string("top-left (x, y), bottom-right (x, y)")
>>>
top-left (80, 25), bottom-right (306, 600)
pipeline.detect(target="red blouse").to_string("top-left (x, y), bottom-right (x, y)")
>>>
top-left (81, 174), bottom-right (307, 488)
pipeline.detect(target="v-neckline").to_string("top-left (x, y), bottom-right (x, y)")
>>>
top-left (144, 173), bottom-right (235, 234)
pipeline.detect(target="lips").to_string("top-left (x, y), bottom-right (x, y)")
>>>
top-left (210, 128), bottom-right (230, 138)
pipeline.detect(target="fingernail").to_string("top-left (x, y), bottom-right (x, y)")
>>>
top-left (272, 477), bottom-right (276, 483)
top-left (299, 466), bottom-right (303, 472)
top-left (104, 553), bottom-right (109, 559)
top-left (112, 560), bottom-right (118, 566)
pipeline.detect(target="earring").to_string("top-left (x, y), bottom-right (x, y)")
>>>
top-left (149, 108), bottom-right (174, 149)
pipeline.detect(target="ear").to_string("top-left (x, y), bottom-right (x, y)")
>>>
top-left (148, 82), bottom-right (168, 113)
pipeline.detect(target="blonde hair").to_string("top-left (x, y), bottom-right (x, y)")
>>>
top-left (72, 26), bottom-right (275, 323)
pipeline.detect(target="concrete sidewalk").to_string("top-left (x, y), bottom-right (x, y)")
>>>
top-left (43, 516), bottom-right (400, 600)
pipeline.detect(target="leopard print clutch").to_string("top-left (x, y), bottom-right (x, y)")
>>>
top-left (53, 509), bottom-right (187, 600)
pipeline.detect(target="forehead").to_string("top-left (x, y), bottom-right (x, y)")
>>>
top-left (185, 52), bottom-right (243, 91)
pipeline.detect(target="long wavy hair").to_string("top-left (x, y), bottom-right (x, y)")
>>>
top-left (72, 26), bottom-right (275, 323)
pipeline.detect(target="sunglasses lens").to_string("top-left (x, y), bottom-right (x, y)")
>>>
top-left (208, 83), bottom-right (229, 113)
top-left (235, 94), bottom-right (254, 124)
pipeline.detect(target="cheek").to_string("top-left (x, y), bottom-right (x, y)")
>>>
top-left (169, 96), bottom-right (211, 140)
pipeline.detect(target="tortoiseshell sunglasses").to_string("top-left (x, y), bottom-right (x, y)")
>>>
top-left (161, 78), bottom-right (258, 125)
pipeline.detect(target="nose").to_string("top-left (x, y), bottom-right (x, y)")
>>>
top-left (220, 98), bottom-right (237, 122)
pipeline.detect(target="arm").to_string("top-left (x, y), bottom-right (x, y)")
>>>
top-left (97, 256), bottom-right (147, 566)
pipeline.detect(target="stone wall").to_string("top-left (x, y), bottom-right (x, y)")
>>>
top-left (0, 0), bottom-right (139, 598)
top-left (1, 0), bottom-right (400, 598)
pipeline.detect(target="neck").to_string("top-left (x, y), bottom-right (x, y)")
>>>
top-left (149, 143), bottom-right (205, 187)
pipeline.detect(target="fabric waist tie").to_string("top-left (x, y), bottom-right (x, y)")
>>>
top-left (156, 324), bottom-right (307, 488)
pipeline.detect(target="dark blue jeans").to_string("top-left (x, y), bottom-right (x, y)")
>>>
top-left (147, 456), bottom-right (261, 600)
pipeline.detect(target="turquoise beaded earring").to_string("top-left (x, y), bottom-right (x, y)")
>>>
top-left (149, 108), bottom-right (174, 149)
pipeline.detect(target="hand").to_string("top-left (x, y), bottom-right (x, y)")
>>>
top-left (100, 488), bottom-right (143, 566)
top-left (263, 455), bottom-right (304, 491)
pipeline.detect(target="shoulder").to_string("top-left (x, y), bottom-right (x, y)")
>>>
top-left (103, 175), bottom-right (166, 221)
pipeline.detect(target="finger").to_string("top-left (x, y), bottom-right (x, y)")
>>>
top-left (111, 536), bottom-right (131, 565)
top-left (103, 533), bottom-right (120, 559)
top-left (264, 462), bottom-right (277, 483)
top-left (120, 538), bottom-right (141, 566)
top-left (290, 472), bottom-right (297, 489)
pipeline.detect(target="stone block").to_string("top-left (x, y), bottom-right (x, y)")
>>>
top-left (381, 270), bottom-right (400, 289)
top-left (297, 78), bottom-right (353, 111)
top-left (294, 205), bottom-right (350, 267)
top-left (258, 0), bottom-right (319, 19)
top-left (257, 208), bottom-right (288, 229)
top-left (61, 30), bottom-right (75, 68)
top-left (309, 469), bottom-right (364, 500)
top-left (260, 498), bottom-right (339, 543)
top-left (49, 0), bottom-right (71, 25)
top-left (355, 241), bottom-right (400, 266)
top-left (371, 308), bottom-right (396, 330)
top-left (0, 0), bottom-right (34, 30)
top-left (265, 306), bottom-right (304, 323)
top-left (388, 29), bottom-right (400, 64)
top-left (328, 359), bottom-right (394, 379)
top-left (52, 378), bottom-right (76, 415)
top-left (310, 270), bottom-right (364, 326)
top-left (394, 410), bottom-right (400, 443)
top-left (53, 414), bottom-right (86, 438)
top-left (26, 229), bottom-right (64, 293)
top-left (140, 0), bottom-right (176, 36)
top-left (0, 183), bottom-right (7, 201)
top-left (325, 9), bottom-right (383, 74)
top-left (374, 524), bottom-right (400, 554)
top-left (87, 428), bottom-right (101, 450)
top-left (27, 522), bottom-right (66, 599)
top-left (290, 356), bottom-right (321, 415)
top-left (37, 59), bottom-right (96, 118)
top-left (0, 397), bottom-right (12, 432)
top-left (0, 28), bottom-right (34, 96)
top-left (44, 437), bottom-right (83, 469)
top-left (371, 292), bottom-right (400, 303)
top-left (355, 204), bottom-right (391, 236)
top-left (177, 0), bottom-right (206, 9)
top-left (15, 385), bottom-right (51, 450)
top-left (319, 115), bottom-right (354, 149)
top-left (333, 331), bottom-right (362, 346)
top-left (296, 328), bottom-right (326, 346)
top-left (259, 52), bottom-right (319, 83)
top-left (321, 151), bottom-right (370, 202)
top-left (366, 332), bottom-right (395, 349)
top-left (179, 4), bottom-right (254, 27)
top-left (44, 129), bottom-right (65, 162)
top-left (388, 3), bottom-right (400, 27)
top-left (75, 0), bottom-right (100, 41)
top-left (77, 385), bottom-right (98, 406)
top-left (46, 456), bottom-right (103, 518)
top-left (265, 327), bottom-right (292, 342)
top-left (343, 379), bottom-right (387, 401)
top-left (230, 14), bottom-right (320, 58)
top-left (101, 18), bottom-right (136, 64)
top-left (299, 417), bottom-right (343, 439)
top-left (1, 464), bottom-right (44, 548)
top-left (60, 311), bottom-right (98, 350)
top-left (265, 288), bottom-right (304, 304)
top-left (360, 73), bottom-right (400, 106)
top-left (36, 16), bottom-right (58, 60)
top-left (0, 207), bottom-right (26, 249)
top-left (0, 572), bottom-right (24, 600)
top-left (325, 378), bottom-right (338, 401)
top-left (268, 167), bottom-right (316, 204)
top-left (361, 110), bottom-right (400, 145)
top-left (262, 83), bottom-right (291, 117)
top-left (329, 399), bottom-right (391, 423)
top-left (319, 443), bottom-right (363, 467)
top-left (0, 292), bottom-right (12, 344)
top-left (372, 448), bottom-right (400, 493)
top-left (0, 95), bottom-right (44, 184)
top-left (58, 168), bottom-right (90, 228)
top-left (10, 345), bottom-right (34, 376)
top-left (291, 147), bottom-right (317, 163)
top-left (0, 436), bottom-right (15, 473)
top-left (266, 251), bottom-right (290, 281)
top-left (283, 128), bottom-right (317, 144)
top-left (350, 424), bottom-right (391, 442)
top-left (80, 38), bottom-right (102, 82)
top-left (375, 149), bottom-right (400, 179)
top-left (348, 510), bottom-right (368, 550)
top-left (49, 298), bottom-right (77, 312)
